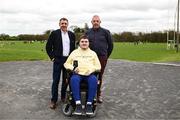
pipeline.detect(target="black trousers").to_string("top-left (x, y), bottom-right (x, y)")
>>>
top-left (51, 57), bottom-right (67, 102)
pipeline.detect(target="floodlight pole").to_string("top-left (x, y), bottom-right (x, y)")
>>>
top-left (177, 0), bottom-right (179, 52)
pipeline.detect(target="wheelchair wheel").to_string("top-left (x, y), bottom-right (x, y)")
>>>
top-left (62, 103), bottom-right (73, 116)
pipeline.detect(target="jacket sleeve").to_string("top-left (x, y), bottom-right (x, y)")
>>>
top-left (106, 30), bottom-right (113, 58)
top-left (46, 31), bottom-right (55, 60)
top-left (69, 31), bottom-right (76, 52)
top-left (64, 52), bottom-right (74, 70)
top-left (72, 32), bottom-right (76, 50)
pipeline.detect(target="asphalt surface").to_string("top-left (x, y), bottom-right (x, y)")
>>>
top-left (0, 60), bottom-right (180, 120)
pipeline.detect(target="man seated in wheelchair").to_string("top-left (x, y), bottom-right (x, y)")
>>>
top-left (64, 35), bottom-right (101, 115)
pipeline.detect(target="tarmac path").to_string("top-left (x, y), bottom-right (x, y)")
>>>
top-left (0, 60), bottom-right (180, 119)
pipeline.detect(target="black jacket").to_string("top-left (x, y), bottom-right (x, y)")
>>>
top-left (46, 29), bottom-right (76, 60)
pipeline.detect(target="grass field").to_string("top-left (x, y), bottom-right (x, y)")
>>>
top-left (111, 42), bottom-right (180, 62)
top-left (0, 41), bottom-right (180, 62)
top-left (0, 41), bottom-right (48, 62)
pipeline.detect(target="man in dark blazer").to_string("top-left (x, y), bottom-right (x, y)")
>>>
top-left (46, 17), bottom-right (76, 109)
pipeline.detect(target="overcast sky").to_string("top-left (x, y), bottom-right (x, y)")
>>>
top-left (0, 0), bottom-right (177, 36)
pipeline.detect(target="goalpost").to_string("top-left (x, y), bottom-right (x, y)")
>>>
top-left (167, 31), bottom-right (176, 50)
top-left (167, 1), bottom-right (177, 50)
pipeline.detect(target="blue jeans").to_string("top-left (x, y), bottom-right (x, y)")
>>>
top-left (51, 57), bottom-right (67, 102)
top-left (70, 74), bottom-right (97, 103)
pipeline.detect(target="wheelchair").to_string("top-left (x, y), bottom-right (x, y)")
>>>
top-left (61, 71), bottom-right (99, 117)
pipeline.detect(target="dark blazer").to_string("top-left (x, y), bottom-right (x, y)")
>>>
top-left (46, 29), bottom-right (76, 60)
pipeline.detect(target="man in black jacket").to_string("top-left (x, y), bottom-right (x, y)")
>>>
top-left (86, 15), bottom-right (113, 103)
top-left (46, 17), bottom-right (76, 109)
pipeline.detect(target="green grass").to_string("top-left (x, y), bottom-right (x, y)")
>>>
top-left (0, 41), bottom-right (180, 62)
top-left (110, 42), bottom-right (180, 62)
top-left (0, 41), bottom-right (48, 62)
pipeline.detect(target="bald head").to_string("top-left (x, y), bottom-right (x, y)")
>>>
top-left (91, 15), bottom-right (101, 29)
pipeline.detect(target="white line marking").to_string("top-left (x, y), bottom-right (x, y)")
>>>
top-left (153, 63), bottom-right (180, 67)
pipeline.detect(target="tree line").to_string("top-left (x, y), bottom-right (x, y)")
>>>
top-left (0, 30), bottom-right (51, 41)
top-left (0, 25), bottom-right (176, 43)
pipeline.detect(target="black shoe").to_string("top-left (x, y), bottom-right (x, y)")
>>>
top-left (86, 104), bottom-right (93, 115)
top-left (74, 104), bottom-right (82, 115)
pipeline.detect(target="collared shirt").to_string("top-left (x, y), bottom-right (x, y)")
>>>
top-left (61, 30), bottom-right (70, 56)
top-left (85, 27), bottom-right (113, 57)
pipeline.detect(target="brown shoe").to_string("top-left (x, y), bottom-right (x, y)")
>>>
top-left (49, 101), bottom-right (56, 109)
top-left (97, 96), bottom-right (103, 103)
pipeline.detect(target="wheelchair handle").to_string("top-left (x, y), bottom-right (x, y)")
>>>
top-left (73, 60), bottom-right (78, 72)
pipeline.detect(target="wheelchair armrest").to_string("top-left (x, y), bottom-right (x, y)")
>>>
top-left (66, 69), bottom-right (72, 74)
top-left (92, 71), bottom-right (100, 77)
top-left (65, 69), bottom-right (73, 83)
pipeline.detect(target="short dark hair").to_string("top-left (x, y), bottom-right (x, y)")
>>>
top-left (77, 35), bottom-right (89, 45)
top-left (79, 34), bottom-right (88, 40)
top-left (59, 17), bottom-right (68, 22)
